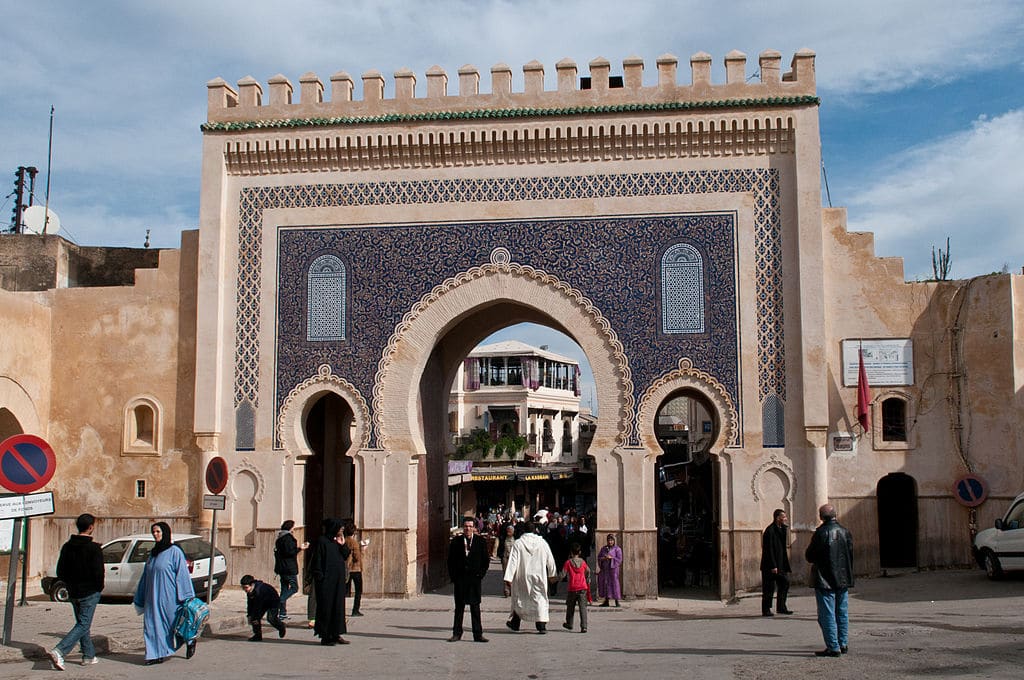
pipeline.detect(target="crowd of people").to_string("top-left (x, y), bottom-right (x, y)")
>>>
top-left (45, 503), bottom-right (854, 665)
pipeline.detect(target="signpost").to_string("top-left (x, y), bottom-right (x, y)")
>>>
top-left (0, 435), bottom-right (57, 646)
top-left (203, 457), bottom-right (228, 604)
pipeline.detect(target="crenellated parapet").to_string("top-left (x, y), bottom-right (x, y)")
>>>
top-left (204, 50), bottom-right (817, 174)
top-left (205, 49), bottom-right (816, 128)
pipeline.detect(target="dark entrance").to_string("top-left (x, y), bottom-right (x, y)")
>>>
top-left (0, 408), bottom-right (23, 441)
top-left (654, 390), bottom-right (719, 595)
top-left (302, 393), bottom-right (355, 545)
top-left (877, 472), bottom-right (918, 570)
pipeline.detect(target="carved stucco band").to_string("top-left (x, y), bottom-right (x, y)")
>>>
top-left (277, 364), bottom-right (371, 453)
top-left (750, 454), bottom-right (796, 502)
top-left (636, 357), bottom-right (739, 450)
top-left (372, 258), bottom-right (634, 449)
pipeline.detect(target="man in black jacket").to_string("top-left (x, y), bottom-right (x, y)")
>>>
top-left (447, 516), bottom-right (490, 642)
top-left (274, 520), bottom-right (308, 620)
top-left (760, 509), bottom-right (793, 616)
top-left (805, 504), bottom-right (854, 657)
top-left (49, 513), bottom-right (104, 670)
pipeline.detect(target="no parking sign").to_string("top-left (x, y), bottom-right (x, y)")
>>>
top-left (953, 474), bottom-right (988, 508)
top-left (0, 434), bottom-right (56, 494)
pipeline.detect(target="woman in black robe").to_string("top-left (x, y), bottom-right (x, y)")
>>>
top-left (310, 517), bottom-right (350, 645)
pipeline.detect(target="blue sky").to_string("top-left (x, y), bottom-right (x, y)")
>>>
top-left (2, 1), bottom-right (1022, 405)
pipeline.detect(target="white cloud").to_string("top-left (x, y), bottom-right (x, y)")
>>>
top-left (847, 110), bottom-right (1024, 278)
top-left (2, 0), bottom-right (1021, 253)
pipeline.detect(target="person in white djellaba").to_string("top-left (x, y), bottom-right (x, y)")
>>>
top-left (503, 517), bottom-right (557, 634)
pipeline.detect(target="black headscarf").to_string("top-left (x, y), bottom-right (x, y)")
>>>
top-left (150, 521), bottom-right (173, 557)
top-left (321, 517), bottom-right (343, 542)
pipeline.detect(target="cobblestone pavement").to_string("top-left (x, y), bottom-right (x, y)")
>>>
top-left (1, 566), bottom-right (1021, 679)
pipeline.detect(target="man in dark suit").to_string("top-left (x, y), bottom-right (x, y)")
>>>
top-left (447, 516), bottom-right (490, 642)
top-left (760, 508), bottom-right (793, 616)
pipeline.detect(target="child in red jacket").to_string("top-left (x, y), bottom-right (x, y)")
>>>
top-left (561, 543), bottom-right (592, 633)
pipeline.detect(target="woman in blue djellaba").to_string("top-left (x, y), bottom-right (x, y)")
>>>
top-left (133, 522), bottom-right (197, 665)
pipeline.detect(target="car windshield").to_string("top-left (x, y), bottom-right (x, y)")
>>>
top-left (176, 537), bottom-right (226, 561)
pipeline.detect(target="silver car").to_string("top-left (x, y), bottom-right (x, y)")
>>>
top-left (42, 533), bottom-right (227, 602)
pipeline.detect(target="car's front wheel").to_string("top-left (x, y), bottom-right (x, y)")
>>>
top-left (50, 580), bottom-right (70, 603)
top-left (983, 551), bottom-right (1003, 580)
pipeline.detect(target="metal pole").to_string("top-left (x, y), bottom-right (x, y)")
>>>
top-left (3, 518), bottom-right (24, 646)
top-left (18, 518), bottom-right (28, 606)
top-left (206, 508), bottom-right (218, 604)
top-left (43, 106), bottom-right (54, 233)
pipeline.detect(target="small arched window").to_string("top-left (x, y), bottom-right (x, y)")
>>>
top-left (307, 254), bottom-right (346, 341)
top-left (881, 397), bottom-right (907, 442)
top-left (661, 242), bottom-right (705, 334)
top-left (123, 396), bottom-right (162, 455)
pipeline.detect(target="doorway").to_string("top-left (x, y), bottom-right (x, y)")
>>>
top-left (877, 472), bottom-right (918, 570)
top-left (302, 393), bottom-right (355, 543)
top-left (654, 390), bottom-right (719, 595)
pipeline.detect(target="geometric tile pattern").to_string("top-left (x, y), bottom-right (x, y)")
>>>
top-left (233, 169), bottom-right (785, 446)
top-left (306, 254), bottom-right (346, 341)
top-left (661, 242), bottom-right (705, 334)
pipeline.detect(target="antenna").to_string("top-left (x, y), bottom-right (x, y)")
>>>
top-left (43, 106), bottom-right (54, 233)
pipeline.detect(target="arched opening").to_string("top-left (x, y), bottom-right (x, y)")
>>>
top-left (375, 263), bottom-right (631, 596)
top-left (448, 325), bottom-right (596, 520)
top-left (0, 408), bottom-right (23, 441)
top-left (231, 470), bottom-right (259, 546)
top-left (653, 389), bottom-right (719, 596)
top-left (132, 405), bottom-right (155, 447)
top-left (302, 392), bottom-right (355, 544)
top-left (416, 311), bottom-right (606, 591)
top-left (877, 472), bottom-right (918, 571)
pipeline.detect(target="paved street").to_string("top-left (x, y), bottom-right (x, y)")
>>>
top-left (1, 565), bottom-right (1021, 679)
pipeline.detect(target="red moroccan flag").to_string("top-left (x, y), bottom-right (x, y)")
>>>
top-left (856, 349), bottom-right (871, 431)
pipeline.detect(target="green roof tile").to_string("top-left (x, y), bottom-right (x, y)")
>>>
top-left (201, 95), bottom-right (820, 132)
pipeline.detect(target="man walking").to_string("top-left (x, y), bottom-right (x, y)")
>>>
top-left (504, 517), bottom-right (557, 634)
top-left (447, 516), bottom-right (490, 642)
top-left (274, 520), bottom-right (308, 620)
top-left (760, 508), bottom-right (793, 616)
top-left (805, 504), bottom-right (854, 657)
top-left (49, 513), bottom-right (104, 670)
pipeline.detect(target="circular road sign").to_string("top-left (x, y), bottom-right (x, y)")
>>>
top-left (0, 434), bottom-right (57, 494)
top-left (205, 456), bottom-right (229, 495)
top-left (953, 474), bottom-right (988, 508)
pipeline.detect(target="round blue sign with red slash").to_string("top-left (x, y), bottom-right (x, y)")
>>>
top-left (0, 434), bottom-right (57, 494)
top-left (205, 456), bottom-right (229, 495)
top-left (953, 474), bottom-right (988, 508)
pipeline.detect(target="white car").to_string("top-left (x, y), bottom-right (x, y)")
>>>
top-left (973, 492), bottom-right (1024, 580)
top-left (42, 533), bottom-right (227, 602)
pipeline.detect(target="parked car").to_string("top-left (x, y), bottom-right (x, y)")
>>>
top-left (973, 492), bottom-right (1024, 579)
top-left (42, 533), bottom-right (227, 602)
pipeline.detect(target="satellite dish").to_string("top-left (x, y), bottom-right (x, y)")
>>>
top-left (22, 205), bottom-right (60, 235)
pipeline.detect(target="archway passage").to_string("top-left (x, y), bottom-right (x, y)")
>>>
top-left (653, 389), bottom-right (720, 595)
top-left (415, 303), bottom-right (608, 592)
top-left (302, 393), bottom-right (355, 544)
top-left (877, 472), bottom-right (918, 570)
top-left (0, 408), bottom-right (24, 441)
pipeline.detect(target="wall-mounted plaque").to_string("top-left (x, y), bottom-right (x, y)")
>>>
top-left (842, 339), bottom-right (913, 386)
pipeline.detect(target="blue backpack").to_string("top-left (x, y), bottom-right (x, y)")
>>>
top-left (174, 597), bottom-right (210, 644)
